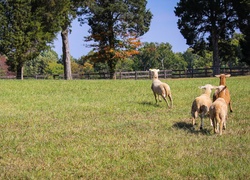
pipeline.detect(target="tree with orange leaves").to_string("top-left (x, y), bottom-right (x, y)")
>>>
top-left (78, 0), bottom-right (152, 79)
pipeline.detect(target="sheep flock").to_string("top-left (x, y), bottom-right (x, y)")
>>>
top-left (149, 69), bottom-right (232, 136)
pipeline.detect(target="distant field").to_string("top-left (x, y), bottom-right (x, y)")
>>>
top-left (0, 76), bottom-right (249, 179)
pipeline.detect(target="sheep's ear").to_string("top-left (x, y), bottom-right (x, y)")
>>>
top-left (225, 74), bottom-right (231, 77)
top-left (215, 75), bottom-right (221, 77)
top-left (199, 86), bottom-right (204, 89)
top-left (156, 69), bottom-right (160, 72)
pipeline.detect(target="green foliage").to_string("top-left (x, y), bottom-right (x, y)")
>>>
top-left (116, 58), bottom-right (134, 71)
top-left (219, 33), bottom-right (245, 67)
top-left (175, 0), bottom-right (240, 74)
top-left (0, 77), bottom-right (249, 179)
top-left (45, 62), bottom-right (64, 75)
top-left (0, 1), bottom-right (61, 79)
top-left (24, 49), bottom-right (59, 76)
top-left (132, 42), bottom-right (187, 70)
top-left (183, 48), bottom-right (213, 69)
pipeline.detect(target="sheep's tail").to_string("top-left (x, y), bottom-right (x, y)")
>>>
top-left (191, 100), bottom-right (199, 114)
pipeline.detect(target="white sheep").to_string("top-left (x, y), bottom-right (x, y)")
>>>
top-left (210, 85), bottom-right (228, 135)
top-left (149, 69), bottom-right (173, 108)
top-left (191, 84), bottom-right (216, 130)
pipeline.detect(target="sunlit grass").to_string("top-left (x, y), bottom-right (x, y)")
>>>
top-left (0, 76), bottom-right (249, 179)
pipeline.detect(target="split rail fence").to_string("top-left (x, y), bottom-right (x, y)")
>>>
top-left (75, 67), bottom-right (250, 80)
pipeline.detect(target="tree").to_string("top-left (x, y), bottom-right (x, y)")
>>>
top-left (183, 48), bottom-right (212, 69)
top-left (0, 0), bottom-right (60, 79)
top-left (24, 49), bottom-right (59, 76)
top-left (175, 0), bottom-right (239, 75)
top-left (54, 0), bottom-right (83, 80)
top-left (132, 42), bottom-right (158, 71)
top-left (219, 33), bottom-right (245, 67)
top-left (79, 0), bottom-right (152, 79)
top-left (132, 42), bottom-right (187, 71)
top-left (232, 0), bottom-right (250, 65)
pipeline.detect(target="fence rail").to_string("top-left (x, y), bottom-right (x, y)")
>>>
top-left (1, 67), bottom-right (249, 80)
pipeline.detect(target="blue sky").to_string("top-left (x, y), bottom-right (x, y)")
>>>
top-left (52, 0), bottom-right (189, 59)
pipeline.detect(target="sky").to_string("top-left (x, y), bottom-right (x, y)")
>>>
top-left (52, 0), bottom-right (189, 59)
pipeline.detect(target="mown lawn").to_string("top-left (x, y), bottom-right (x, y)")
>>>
top-left (0, 76), bottom-right (249, 179)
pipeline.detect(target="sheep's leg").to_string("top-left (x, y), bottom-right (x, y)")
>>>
top-left (229, 101), bottom-right (233, 112)
top-left (214, 122), bottom-right (219, 134)
top-left (162, 95), bottom-right (170, 108)
top-left (215, 114), bottom-right (221, 134)
top-left (223, 122), bottom-right (226, 130)
top-left (200, 114), bottom-right (204, 130)
top-left (223, 115), bottom-right (228, 130)
top-left (153, 92), bottom-right (158, 104)
top-left (219, 121), bottom-right (223, 135)
top-left (191, 111), bottom-right (197, 129)
top-left (168, 94), bottom-right (173, 108)
top-left (158, 95), bottom-right (162, 102)
top-left (212, 118), bottom-right (216, 134)
top-left (223, 117), bottom-right (226, 130)
top-left (210, 118), bottom-right (213, 126)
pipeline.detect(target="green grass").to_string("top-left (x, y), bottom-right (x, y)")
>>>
top-left (0, 76), bottom-right (249, 179)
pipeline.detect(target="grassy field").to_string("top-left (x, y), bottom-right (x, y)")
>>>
top-left (0, 76), bottom-right (249, 179)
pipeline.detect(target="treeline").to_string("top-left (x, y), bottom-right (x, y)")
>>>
top-left (0, 0), bottom-right (249, 79)
top-left (21, 33), bottom-right (247, 78)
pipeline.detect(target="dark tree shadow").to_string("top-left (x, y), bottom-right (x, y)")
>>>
top-left (173, 121), bottom-right (212, 135)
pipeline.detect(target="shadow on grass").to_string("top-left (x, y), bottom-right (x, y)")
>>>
top-left (139, 101), bottom-right (158, 107)
top-left (173, 121), bottom-right (212, 135)
top-left (139, 101), bottom-right (171, 108)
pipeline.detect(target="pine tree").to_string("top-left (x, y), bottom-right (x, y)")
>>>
top-left (0, 0), bottom-right (60, 79)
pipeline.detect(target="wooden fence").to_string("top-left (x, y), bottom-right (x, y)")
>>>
top-left (80, 67), bottom-right (250, 80)
top-left (1, 67), bottom-right (249, 80)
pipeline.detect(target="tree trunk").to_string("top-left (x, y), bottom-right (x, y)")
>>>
top-left (108, 59), bottom-right (116, 79)
top-left (212, 31), bottom-right (220, 76)
top-left (61, 27), bottom-right (72, 80)
top-left (16, 62), bottom-right (24, 80)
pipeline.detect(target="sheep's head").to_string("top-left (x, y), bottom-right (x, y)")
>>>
top-left (199, 84), bottom-right (216, 90)
top-left (149, 69), bottom-right (160, 79)
top-left (215, 74), bottom-right (231, 85)
top-left (199, 84), bottom-right (216, 94)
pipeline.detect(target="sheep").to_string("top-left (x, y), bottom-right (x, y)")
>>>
top-left (191, 84), bottom-right (216, 130)
top-left (210, 85), bottom-right (228, 135)
top-left (149, 69), bottom-right (173, 108)
top-left (213, 74), bottom-right (233, 112)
